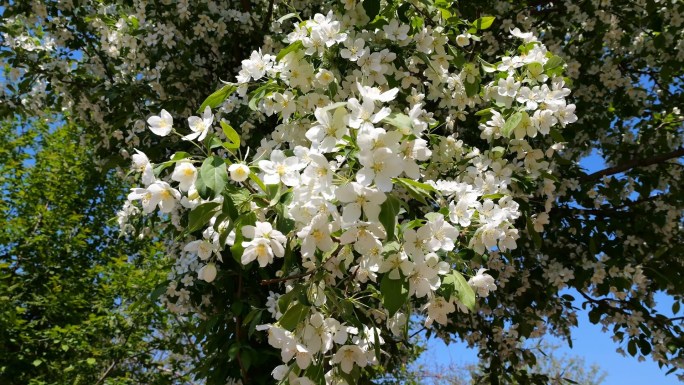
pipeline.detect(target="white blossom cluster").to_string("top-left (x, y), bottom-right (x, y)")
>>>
top-left (124, 3), bottom-right (576, 382)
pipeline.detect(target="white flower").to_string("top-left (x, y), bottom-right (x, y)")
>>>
top-left (228, 163), bottom-right (251, 182)
top-left (347, 98), bottom-right (391, 131)
top-left (468, 268), bottom-right (497, 297)
top-left (331, 345), bottom-right (367, 374)
top-left (339, 221), bottom-right (385, 254)
top-left (241, 49), bottom-right (275, 81)
top-left (258, 150), bottom-right (304, 186)
top-left (127, 187), bottom-right (154, 214)
top-left (383, 19), bottom-right (410, 42)
top-left (183, 106), bottom-right (214, 141)
top-left (455, 33), bottom-right (471, 47)
top-left (335, 182), bottom-right (386, 223)
top-left (532, 212), bottom-right (550, 232)
top-left (184, 240), bottom-right (214, 260)
top-left (147, 109), bottom-right (173, 136)
top-left (171, 161), bottom-right (197, 192)
top-left (557, 103), bottom-right (578, 127)
top-left (273, 91), bottom-right (296, 121)
top-left (272, 365), bottom-right (289, 381)
top-left (498, 76), bottom-right (520, 98)
top-left (297, 214), bottom-right (336, 258)
top-left (132, 149), bottom-right (155, 186)
top-left (510, 27), bottom-right (538, 43)
top-left (145, 181), bottom-right (181, 213)
top-left (198, 262), bottom-right (217, 283)
top-left (425, 214), bottom-right (459, 252)
top-left (423, 296), bottom-right (455, 326)
top-left (241, 238), bottom-right (279, 267)
top-left (340, 37), bottom-right (367, 62)
top-left (357, 83), bottom-right (399, 103)
top-left (306, 107), bottom-right (348, 153)
top-left (241, 222), bottom-right (287, 267)
top-left (315, 69), bottom-right (336, 86)
top-left (403, 226), bottom-right (432, 260)
top-left (409, 253), bottom-right (449, 298)
top-left (449, 200), bottom-right (475, 227)
top-left (266, 291), bottom-right (283, 319)
top-left (378, 251), bottom-right (414, 279)
top-left (356, 147), bottom-right (403, 192)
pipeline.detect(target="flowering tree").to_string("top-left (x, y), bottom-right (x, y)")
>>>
top-left (1, 0), bottom-right (683, 384)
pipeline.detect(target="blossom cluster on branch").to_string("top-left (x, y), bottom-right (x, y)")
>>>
top-left (123, 2), bottom-right (575, 383)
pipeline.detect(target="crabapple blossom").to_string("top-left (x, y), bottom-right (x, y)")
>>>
top-left (147, 109), bottom-right (173, 136)
top-left (228, 163), bottom-right (250, 182)
top-left (122, 3), bottom-right (578, 383)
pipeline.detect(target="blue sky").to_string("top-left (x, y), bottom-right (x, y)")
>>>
top-left (417, 291), bottom-right (680, 385)
top-left (416, 150), bottom-right (681, 384)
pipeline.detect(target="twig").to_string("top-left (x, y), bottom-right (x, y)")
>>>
top-left (95, 360), bottom-right (119, 385)
top-left (579, 147), bottom-right (684, 181)
top-left (263, 0), bottom-right (275, 33)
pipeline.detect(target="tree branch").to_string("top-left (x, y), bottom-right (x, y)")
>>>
top-left (262, 0), bottom-right (275, 33)
top-left (579, 147), bottom-right (684, 181)
top-left (240, 0), bottom-right (251, 12)
top-left (551, 193), bottom-right (668, 217)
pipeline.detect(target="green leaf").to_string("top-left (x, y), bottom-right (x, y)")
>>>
top-left (395, 178), bottom-right (435, 204)
top-left (526, 62), bottom-right (544, 77)
top-left (153, 151), bottom-right (191, 174)
top-left (372, 325), bottom-right (381, 362)
top-left (380, 274), bottom-right (408, 316)
top-left (473, 16), bottom-right (496, 30)
top-left (627, 339), bottom-right (637, 356)
top-left (544, 55), bottom-right (565, 71)
top-left (549, 128), bottom-right (566, 142)
top-left (32, 359), bottom-right (43, 367)
top-left (276, 40), bottom-right (304, 62)
top-left (200, 156), bottom-right (228, 198)
top-left (396, 2), bottom-right (411, 23)
top-left (248, 172), bottom-right (267, 193)
top-left (441, 271), bottom-right (476, 311)
top-left (475, 108), bottom-right (492, 117)
top-left (187, 202), bottom-right (221, 233)
top-left (396, 178), bottom-right (436, 193)
top-left (379, 195), bottom-right (401, 241)
top-left (276, 12), bottom-right (299, 24)
top-left (279, 302), bottom-right (309, 331)
top-left (220, 120), bottom-right (240, 149)
top-left (278, 285), bottom-right (303, 313)
top-left (464, 79), bottom-right (480, 97)
top-left (362, 0), bottom-right (381, 20)
top-left (195, 170), bottom-right (210, 199)
top-left (150, 281), bottom-right (169, 301)
top-left (480, 58), bottom-right (498, 73)
top-left (502, 111), bottom-right (523, 138)
top-left (86, 358), bottom-right (96, 365)
top-left (197, 84), bottom-right (237, 113)
top-left (491, 146), bottom-right (505, 158)
top-left (382, 112), bottom-right (412, 133)
top-left (416, 52), bottom-right (439, 74)
top-left (248, 81), bottom-right (279, 111)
